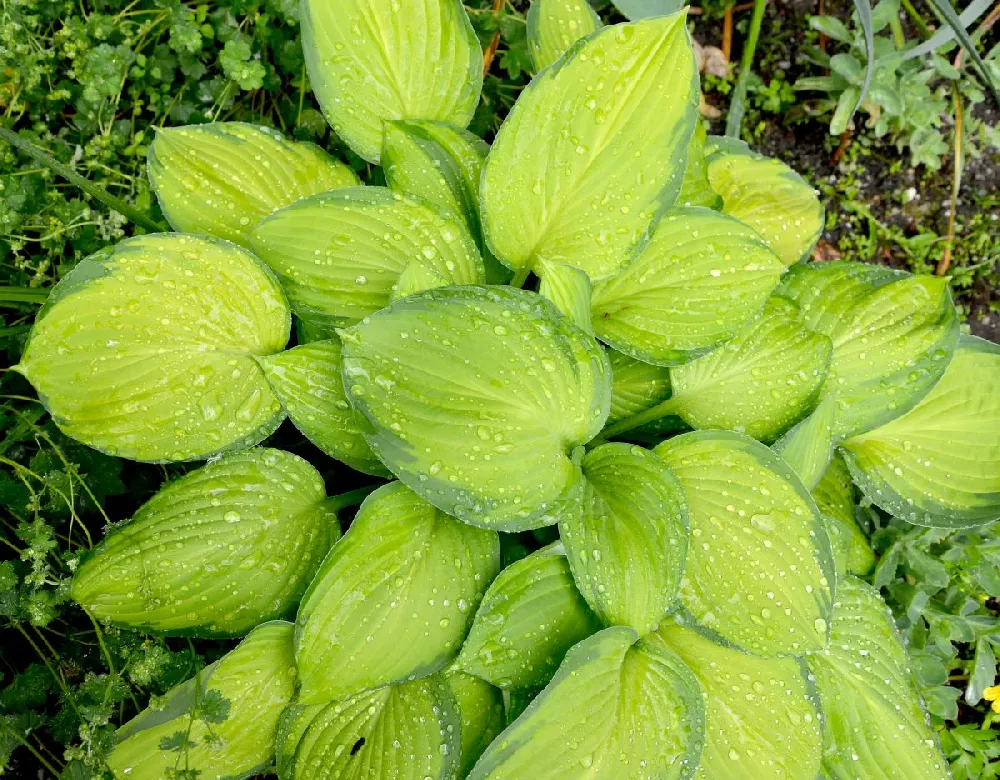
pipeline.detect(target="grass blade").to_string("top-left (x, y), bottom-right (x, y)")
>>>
top-left (924, 0), bottom-right (1000, 107)
top-left (725, 0), bottom-right (768, 137)
top-left (0, 287), bottom-right (49, 305)
top-left (850, 0), bottom-right (876, 118)
top-left (903, 0), bottom-right (993, 60)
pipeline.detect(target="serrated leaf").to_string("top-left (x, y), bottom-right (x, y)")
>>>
top-left (653, 431), bottom-right (835, 656)
top-left (591, 208), bottom-right (785, 366)
top-left (468, 627), bottom-right (705, 780)
top-left (606, 349), bottom-right (673, 424)
top-left (301, 0), bottom-right (483, 163)
top-left (147, 122), bottom-right (358, 248)
top-left (526, 0), bottom-right (602, 71)
top-left (340, 285), bottom-right (611, 531)
top-left (15, 234), bottom-right (289, 462)
top-left (457, 545), bottom-right (601, 690)
top-left (445, 670), bottom-right (505, 776)
top-left (560, 443), bottom-right (688, 634)
top-left (812, 455), bottom-right (875, 576)
top-left (480, 15), bottom-right (699, 280)
top-left (537, 258), bottom-right (593, 333)
top-left (677, 123), bottom-right (721, 209)
top-left (773, 397), bottom-right (836, 490)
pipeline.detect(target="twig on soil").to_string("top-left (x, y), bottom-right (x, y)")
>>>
top-left (723, 4), bottom-right (734, 60)
top-left (936, 90), bottom-right (963, 276)
top-left (482, 0), bottom-right (507, 76)
top-left (831, 129), bottom-right (853, 163)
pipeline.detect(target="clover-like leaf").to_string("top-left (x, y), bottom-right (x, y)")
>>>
top-left (526, 0), bottom-right (602, 71)
top-left (295, 482), bottom-right (500, 703)
top-left (591, 208), bottom-right (785, 365)
top-left (560, 443), bottom-right (688, 634)
top-left (481, 15), bottom-right (699, 280)
top-left (677, 123), bottom-right (721, 209)
top-left (537, 258), bottom-right (593, 333)
top-left (653, 431), bottom-right (835, 656)
top-left (15, 234), bottom-right (289, 462)
top-left (446, 670), bottom-right (505, 776)
top-left (147, 122), bottom-right (358, 248)
top-left (772, 397), bottom-right (836, 490)
top-left (806, 577), bottom-right (950, 779)
top-left (341, 285), bottom-right (611, 531)
top-left (813, 454), bottom-right (875, 576)
top-left (468, 627), bottom-right (705, 780)
top-left (301, 0), bottom-right (482, 163)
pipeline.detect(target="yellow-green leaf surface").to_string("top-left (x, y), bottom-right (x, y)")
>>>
top-left (606, 349), bottom-right (672, 424)
top-left (301, 0), bottom-right (482, 163)
top-left (842, 336), bottom-right (1000, 527)
top-left (653, 431), bottom-right (835, 656)
top-left (591, 208), bottom-right (784, 365)
top-left (813, 454), bottom-right (874, 576)
top-left (772, 397), bottom-right (836, 490)
top-left (295, 482), bottom-right (500, 703)
top-left (72, 449), bottom-right (336, 637)
top-left (468, 627), bottom-right (705, 780)
top-left (341, 286), bottom-right (611, 531)
top-left (15, 234), bottom-right (289, 462)
top-left (250, 187), bottom-right (484, 327)
top-left (107, 621), bottom-right (297, 780)
top-left (446, 669), bottom-right (506, 776)
top-left (458, 545), bottom-right (601, 690)
top-left (537, 258), bottom-right (593, 333)
top-left (147, 122), bottom-right (359, 248)
top-left (806, 577), bottom-right (949, 780)
top-left (481, 15), bottom-right (699, 280)
top-left (526, 0), bottom-right (602, 71)
top-left (677, 123), bottom-right (721, 209)
top-left (651, 620), bottom-right (822, 780)
top-left (257, 340), bottom-right (389, 476)
top-left (560, 443), bottom-right (688, 634)
top-left (276, 704), bottom-right (326, 779)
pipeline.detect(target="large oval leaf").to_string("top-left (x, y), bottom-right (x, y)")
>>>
top-left (812, 454), bottom-right (875, 576)
top-left (294, 482), bottom-right (500, 703)
top-left (526, 0), bottom-right (602, 71)
top-left (147, 122), bottom-right (358, 248)
top-left (653, 431), bottom-right (835, 656)
top-left (468, 627), bottom-right (705, 780)
top-left (480, 15), bottom-right (699, 280)
top-left (446, 669), bottom-right (506, 776)
top-left (806, 577), bottom-right (949, 779)
top-left (15, 234), bottom-right (289, 462)
top-left (591, 208), bottom-right (785, 365)
top-left (301, 0), bottom-right (482, 163)
top-left (841, 336), bottom-right (1000, 527)
top-left (560, 443), bottom-right (688, 634)
top-left (340, 285), bottom-right (612, 531)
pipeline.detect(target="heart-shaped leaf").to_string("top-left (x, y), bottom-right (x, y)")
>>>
top-left (537, 258), bottom-right (593, 333)
top-left (560, 443), bottom-right (688, 634)
top-left (677, 123), bottom-right (721, 209)
top-left (446, 669), bottom-right (506, 776)
top-left (591, 208), bottom-right (785, 366)
top-left (773, 397), bottom-right (836, 490)
top-left (813, 454), bottom-right (875, 576)
top-left (526, 0), bottom-right (602, 71)
top-left (295, 482), bottom-right (500, 703)
top-left (480, 15), bottom-right (699, 280)
top-left (147, 122), bottom-right (359, 248)
top-left (340, 285), bottom-right (612, 531)
top-left (468, 627), bottom-right (705, 780)
top-left (301, 0), bottom-right (482, 163)
top-left (653, 431), bottom-right (835, 656)
top-left (15, 234), bottom-right (289, 462)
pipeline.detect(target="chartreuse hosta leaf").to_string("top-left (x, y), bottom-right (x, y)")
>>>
top-left (257, 340), bottom-right (389, 477)
top-left (651, 620), bottom-right (822, 780)
top-left (607, 349), bottom-right (672, 424)
top-left (526, 0), bottom-right (602, 71)
top-left (653, 431), bottom-right (835, 656)
top-left (560, 443), bottom-right (688, 634)
top-left (147, 122), bottom-right (359, 248)
top-left (301, 0), bottom-right (482, 163)
top-left (677, 123), bottom-right (721, 209)
top-left (73, 448), bottom-right (337, 636)
top-left (481, 15), bottom-right (698, 281)
top-left (458, 545), bottom-right (601, 690)
top-left (806, 577), bottom-right (949, 779)
top-left (341, 286), bottom-right (612, 531)
top-left (107, 621), bottom-right (297, 780)
top-left (591, 209), bottom-right (785, 366)
top-left (446, 669), bottom-right (506, 775)
top-left (468, 627), bottom-right (705, 780)
top-left (813, 454), bottom-right (875, 577)
top-left (15, 234), bottom-right (289, 462)
top-left (537, 258), bottom-right (592, 333)
top-left (841, 336), bottom-right (1000, 527)
top-left (250, 187), bottom-right (484, 327)
top-left (772, 397), bottom-right (836, 490)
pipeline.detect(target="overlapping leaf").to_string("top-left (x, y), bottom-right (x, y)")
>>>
top-left (526, 0), bottom-right (602, 71)
top-left (773, 397), bottom-right (836, 490)
top-left (676, 124), bottom-right (721, 209)
top-left (537, 258), bottom-right (593, 333)
top-left (606, 349), bottom-right (673, 425)
top-left (812, 454), bottom-right (875, 576)
top-left (446, 669), bottom-right (506, 776)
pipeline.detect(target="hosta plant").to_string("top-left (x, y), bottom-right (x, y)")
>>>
top-left (11, 0), bottom-right (1000, 778)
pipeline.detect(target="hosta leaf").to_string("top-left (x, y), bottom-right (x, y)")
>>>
top-left (295, 482), bottom-right (500, 703)
top-left (705, 146), bottom-right (824, 266)
top-left (147, 122), bottom-right (359, 248)
top-left (591, 208), bottom-right (784, 366)
top-left (276, 704), bottom-right (326, 779)
top-left (526, 0), bottom-right (602, 71)
top-left (665, 298), bottom-right (832, 441)
top-left (813, 454), bottom-right (874, 576)
top-left (606, 349), bottom-right (672, 424)
top-left (15, 234), bottom-right (289, 462)
top-left (480, 15), bottom-right (699, 280)
top-left (250, 187), bottom-right (484, 327)
top-left (340, 286), bottom-right (611, 531)
top-left (651, 620), bottom-right (822, 780)
top-left (842, 336), bottom-right (1000, 527)
top-left (653, 431), bottom-right (835, 656)
top-left (806, 577), bottom-right (949, 779)
top-left (257, 340), bottom-right (389, 476)
top-left (537, 258), bottom-right (593, 333)
top-left (108, 621), bottom-right (297, 779)
top-left (772, 397), bottom-right (836, 490)
top-left (677, 123), bottom-right (721, 209)
top-left (468, 627), bottom-right (705, 780)
top-left (560, 443), bottom-right (688, 634)
top-left (612, 0), bottom-right (686, 20)
top-left (446, 670), bottom-right (505, 776)
top-left (458, 545), bottom-right (601, 690)
top-left (301, 0), bottom-right (482, 163)
top-left (72, 449), bottom-right (337, 636)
